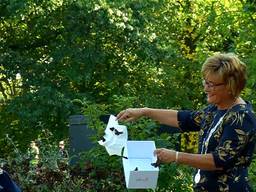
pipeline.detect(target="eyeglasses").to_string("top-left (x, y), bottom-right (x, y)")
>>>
top-left (202, 80), bottom-right (225, 89)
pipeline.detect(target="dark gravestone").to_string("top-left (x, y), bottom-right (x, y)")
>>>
top-left (69, 115), bottom-right (96, 166)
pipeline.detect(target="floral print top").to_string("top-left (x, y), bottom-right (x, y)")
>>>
top-left (178, 102), bottom-right (256, 192)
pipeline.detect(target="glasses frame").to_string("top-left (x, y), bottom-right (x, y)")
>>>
top-left (202, 80), bottom-right (225, 90)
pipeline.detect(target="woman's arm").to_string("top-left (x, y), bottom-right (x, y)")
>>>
top-left (143, 108), bottom-right (179, 128)
top-left (154, 148), bottom-right (222, 171)
top-left (116, 107), bottom-right (180, 128)
top-left (178, 152), bottom-right (222, 170)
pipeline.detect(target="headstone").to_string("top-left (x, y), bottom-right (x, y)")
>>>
top-left (69, 115), bottom-right (95, 166)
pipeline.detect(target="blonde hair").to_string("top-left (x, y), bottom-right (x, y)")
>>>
top-left (201, 53), bottom-right (247, 98)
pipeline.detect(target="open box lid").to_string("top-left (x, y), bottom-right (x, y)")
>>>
top-left (126, 141), bottom-right (157, 162)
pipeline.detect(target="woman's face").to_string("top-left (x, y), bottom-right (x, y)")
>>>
top-left (203, 73), bottom-right (233, 109)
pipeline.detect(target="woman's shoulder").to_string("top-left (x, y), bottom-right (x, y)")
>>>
top-left (231, 101), bottom-right (255, 115)
top-left (226, 101), bottom-right (256, 132)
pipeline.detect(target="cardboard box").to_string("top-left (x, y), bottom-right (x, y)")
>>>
top-left (122, 141), bottom-right (159, 189)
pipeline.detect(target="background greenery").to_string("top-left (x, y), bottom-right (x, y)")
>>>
top-left (0, 0), bottom-right (256, 191)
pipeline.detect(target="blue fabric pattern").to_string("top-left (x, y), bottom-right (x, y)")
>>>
top-left (0, 169), bottom-right (21, 192)
top-left (178, 102), bottom-right (256, 192)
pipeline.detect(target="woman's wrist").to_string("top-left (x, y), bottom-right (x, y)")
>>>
top-left (140, 107), bottom-right (149, 117)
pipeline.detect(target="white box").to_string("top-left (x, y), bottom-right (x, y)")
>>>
top-left (122, 141), bottom-right (159, 189)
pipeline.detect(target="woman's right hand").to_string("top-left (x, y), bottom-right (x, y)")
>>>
top-left (116, 108), bottom-right (146, 122)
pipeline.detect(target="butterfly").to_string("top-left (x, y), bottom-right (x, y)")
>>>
top-left (109, 127), bottom-right (123, 135)
top-left (151, 158), bottom-right (161, 168)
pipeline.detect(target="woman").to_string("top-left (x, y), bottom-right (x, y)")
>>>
top-left (116, 53), bottom-right (256, 192)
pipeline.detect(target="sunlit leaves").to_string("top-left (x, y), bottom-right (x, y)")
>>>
top-left (0, 0), bottom-right (256, 160)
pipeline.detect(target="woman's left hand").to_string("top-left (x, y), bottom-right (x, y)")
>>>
top-left (154, 148), bottom-right (176, 163)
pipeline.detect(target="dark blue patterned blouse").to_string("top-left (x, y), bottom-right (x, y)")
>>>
top-left (178, 102), bottom-right (256, 192)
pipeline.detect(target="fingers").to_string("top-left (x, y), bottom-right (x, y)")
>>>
top-left (116, 110), bottom-right (126, 121)
top-left (154, 148), bottom-right (164, 157)
top-left (154, 148), bottom-right (175, 163)
top-left (116, 108), bottom-right (135, 122)
top-left (154, 148), bottom-right (164, 164)
top-left (125, 117), bottom-right (135, 122)
top-left (116, 109), bottom-right (130, 121)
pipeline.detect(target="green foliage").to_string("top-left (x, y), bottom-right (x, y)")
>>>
top-left (0, 112), bottom-right (193, 191)
top-left (1, 0), bottom-right (256, 190)
top-left (157, 164), bottom-right (193, 192)
top-left (80, 101), bottom-right (192, 192)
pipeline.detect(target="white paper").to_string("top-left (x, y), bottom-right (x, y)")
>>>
top-left (98, 115), bottom-right (128, 156)
top-left (122, 141), bottom-right (159, 189)
top-left (126, 141), bottom-right (157, 163)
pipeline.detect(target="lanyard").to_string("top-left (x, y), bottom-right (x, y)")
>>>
top-left (195, 113), bottom-right (226, 184)
top-left (200, 114), bottom-right (225, 154)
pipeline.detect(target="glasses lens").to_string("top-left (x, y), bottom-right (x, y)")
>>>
top-left (202, 80), bottom-right (224, 88)
top-left (202, 80), bottom-right (212, 87)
